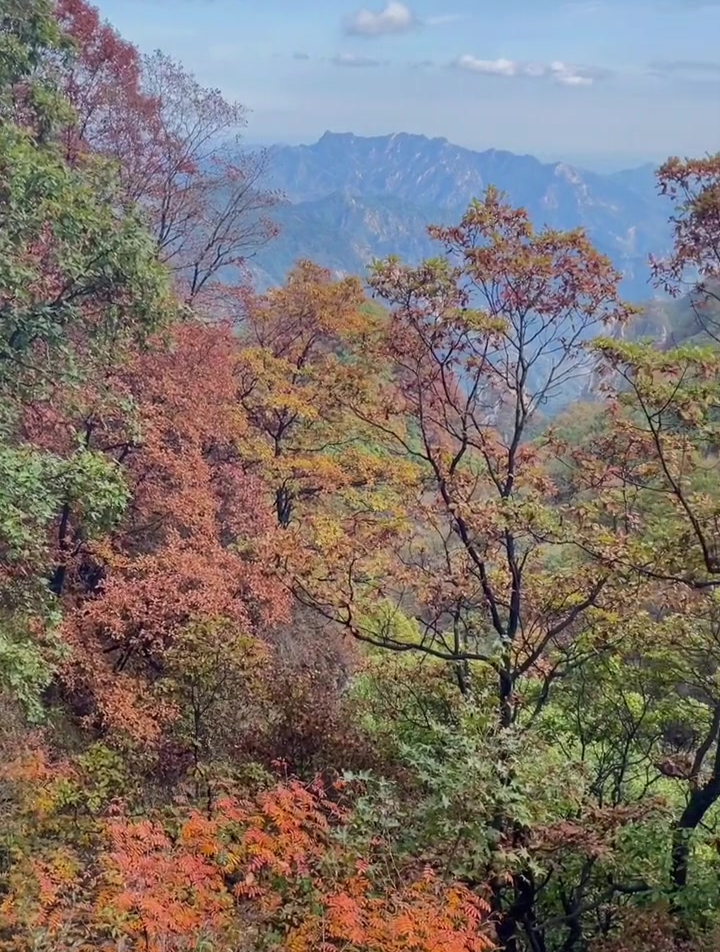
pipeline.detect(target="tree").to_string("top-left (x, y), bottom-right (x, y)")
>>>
top-left (0, 0), bottom-right (170, 722)
top-left (566, 157), bottom-right (720, 907)
top-left (0, 0), bottom-right (74, 136)
top-left (235, 260), bottom-right (398, 529)
top-left (1, 2), bottom-right (170, 392)
top-left (280, 191), bottom-right (638, 949)
top-left (0, 748), bottom-right (494, 951)
top-left (651, 154), bottom-right (720, 340)
top-left (297, 189), bottom-right (632, 713)
top-left (55, 0), bottom-right (279, 305)
top-left (579, 338), bottom-right (720, 897)
top-left (33, 320), bottom-right (290, 743)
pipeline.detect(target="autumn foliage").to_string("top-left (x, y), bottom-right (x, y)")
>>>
top-left (4, 2), bottom-right (720, 951)
top-left (56, 0), bottom-right (279, 304)
top-left (40, 320), bottom-right (289, 741)
top-left (0, 748), bottom-right (492, 952)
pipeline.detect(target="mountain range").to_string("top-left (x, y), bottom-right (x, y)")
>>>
top-left (250, 132), bottom-right (670, 300)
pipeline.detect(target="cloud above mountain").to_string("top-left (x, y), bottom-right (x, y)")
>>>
top-left (454, 56), bottom-right (519, 77)
top-left (345, 2), bottom-right (417, 36)
top-left (331, 52), bottom-right (385, 68)
top-left (550, 61), bottom-right (597, 85)
top-left (295, 50), bottom-right (607, 85)
top-left (453, 54), bottom-right (605, 86)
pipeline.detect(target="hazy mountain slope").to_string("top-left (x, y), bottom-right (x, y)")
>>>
top-left (251, 132), bottom-right (669, 299)
top-left (626, 280), bottom-right (720, 346)
top-left (607, 162), bottom-right (659, 198)
top-left (250, 189), bottom-right (443, 290)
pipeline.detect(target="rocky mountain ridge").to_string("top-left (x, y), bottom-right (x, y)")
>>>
top-left (251, 131), bottom-right (670, 299)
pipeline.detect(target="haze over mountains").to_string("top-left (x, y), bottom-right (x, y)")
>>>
top-left (252, 131), bottom-right (669, 299)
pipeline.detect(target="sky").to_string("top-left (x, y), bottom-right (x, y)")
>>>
top-left (92, 0), bottom-right (720, 171)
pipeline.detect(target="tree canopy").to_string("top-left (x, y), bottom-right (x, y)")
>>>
top-left (1, 3), bottom-right (720, 951)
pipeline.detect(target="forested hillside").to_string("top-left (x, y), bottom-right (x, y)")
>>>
top-left (2, 3), bottom-right (720, 951)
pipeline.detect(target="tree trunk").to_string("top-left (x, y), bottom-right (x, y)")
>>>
top-left (499, 664), bottom-right (514, 729)
top-left (671, 780), bottom-right (720, 891)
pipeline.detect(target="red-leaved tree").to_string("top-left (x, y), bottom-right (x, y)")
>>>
top-left (56, 0), bottom-right (279, 305)
top-left (22, 319), bottom-right (287, 743)
top-left (0, 748), bottom-right (495, 952)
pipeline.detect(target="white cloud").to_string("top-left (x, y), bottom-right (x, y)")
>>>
top-left (331, 52), bottom-right (385, 67)
top-left (454, 54), bottom-right (603, 86)
top-left (293, 51), bottom-right (311, 61)
top-left (556, 72), bottom-right (593, 86)
top-left (345, 2), bottom-right (417, 36)
top-left (455, 55), bottom-right (519, 77)
top-left (550, 61), bottom-right (595, 85)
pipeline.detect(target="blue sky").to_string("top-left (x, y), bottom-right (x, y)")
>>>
top-left (92, 0), bottom-right (720, 170)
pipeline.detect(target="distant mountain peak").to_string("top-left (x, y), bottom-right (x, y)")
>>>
top-left (318, 130), bottom-right (356, 142)
top-left (317, 130), bottom-right (447, 149)
top-left (256, 131), bottom-right (670, 302)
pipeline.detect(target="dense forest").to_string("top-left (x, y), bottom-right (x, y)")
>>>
top-left (2, 2), bottom-right (720, 950)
